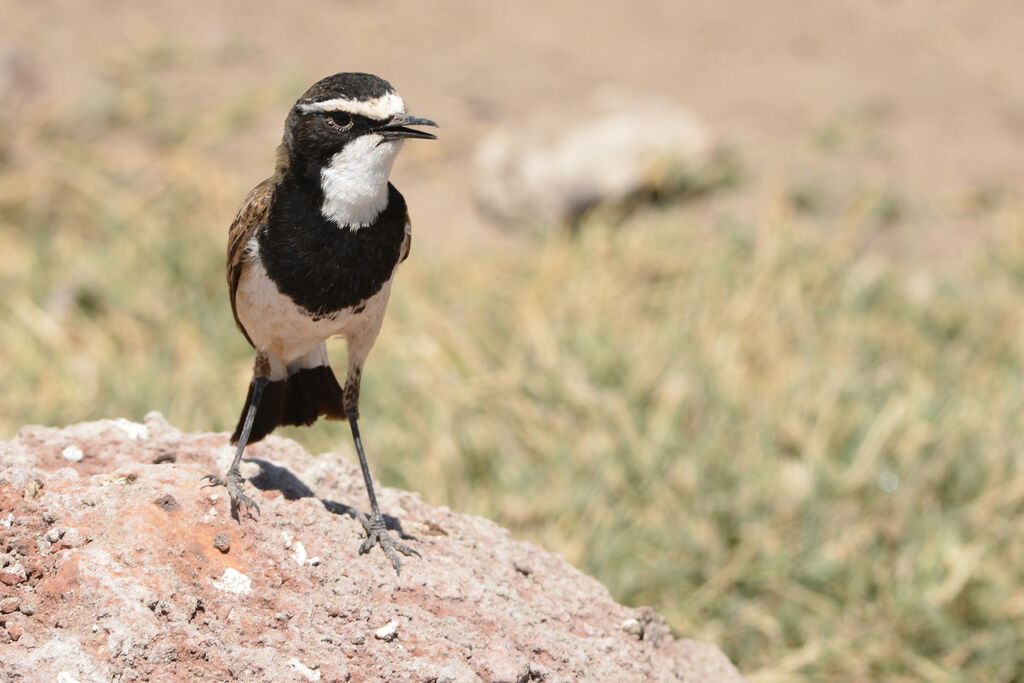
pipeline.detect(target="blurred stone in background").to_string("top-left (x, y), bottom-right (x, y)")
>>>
top-left (473, 87), bottom-right (733, 229)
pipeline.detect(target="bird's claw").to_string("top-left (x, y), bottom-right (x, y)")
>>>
top-left (356, 511), bottom-right (420, 575)
top-left (201, 471), bottom-right (260, 520)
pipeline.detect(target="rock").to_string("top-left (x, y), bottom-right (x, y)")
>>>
top-left (213, 532), bottom-right (231, 553)
top-left (473, 86), bottom-right (733, 228)
top-left (60, 528), bottom-right (85, 548)
top-left (22, 477), bottom-right (42, 499)
top-left (374, 619), bottom-right (399, 642)
top-left (61, 445), bottom-right (84, 463)
top-left (0, 562), bottom-right (26, 586)
top-left (287, 658), bottom-right (321, 681)
top-left (622, 616), bottom-right (644, 638)
top-left (211, 568), bottom-right (252, 595)
top-left (0, 415), bottom-right (744, 682)
top-left (290, 540), bottom-right (307, 566)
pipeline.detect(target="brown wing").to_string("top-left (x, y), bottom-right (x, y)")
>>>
top-left (226, 177), bottom-right (275, 347)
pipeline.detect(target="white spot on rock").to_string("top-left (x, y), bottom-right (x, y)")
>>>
top-left (106, 419), bottom-right (149, 440)
top-left (374, 620), bottom-right (399, 642)
top-left (621, 617), bottom-right (643, 638)
top-left (287, 658), bottom-right (321, 681)
top-left (291, 541), bottom-right (307, 566)
top-left (61, 445), bottom-right (84, 462)
top-left (211, 567), bottom-right (251, 595)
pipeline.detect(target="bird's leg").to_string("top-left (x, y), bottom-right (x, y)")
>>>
top-left (348, 413), bottom-right (420, 574)
top-left (203, 370), bottom-right (268, 520)
top-left (343, 369), bottom-right (419, 574)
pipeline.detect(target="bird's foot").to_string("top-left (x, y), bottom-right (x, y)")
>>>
top-left (202, 470), bottom-right (260, 521)
top-left (356, 511), bottom-right (420, 575)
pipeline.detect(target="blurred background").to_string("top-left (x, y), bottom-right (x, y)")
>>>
top-left (2, 0), bottom-right (1024, 679)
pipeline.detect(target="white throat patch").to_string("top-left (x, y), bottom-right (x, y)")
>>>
top-left (320, 134), bottom-right (401, 229)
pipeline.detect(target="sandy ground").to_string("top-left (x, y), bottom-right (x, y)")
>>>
top-left (3, 0), bottom-right (1023, 260)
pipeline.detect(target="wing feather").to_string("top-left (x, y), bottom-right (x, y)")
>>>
top-left (226, 178), bottom-right (275, 347)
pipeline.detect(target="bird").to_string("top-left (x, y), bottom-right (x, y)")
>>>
top-left (202, 72), bottom-right (438, 574)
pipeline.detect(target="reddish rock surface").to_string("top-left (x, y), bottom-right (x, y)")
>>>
top-left (0, 413), bottom-right (743, 682)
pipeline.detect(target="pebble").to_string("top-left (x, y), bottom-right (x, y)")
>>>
top-left (22, 478), bottom-right (42, 499)
top-left (7, 624), bottom-right (23, 641)
top-left (291, 541), bottom-right (307, 566)
top-left (374, 620), bottom-right (399, 642)
top-left (1, 597), bottom-right (19, 613)
top-left (211, 568), bottom-right (251, 595)
top-left (287, 658), bottom-right (321, 682)
top-left (0, 563), bottom-right (26, 586)
top-left (61, 528), bottom-right (85, 549)
top-left (621, 617), bottom-right (644, 638)
top-left (44, 526), bottom-right (65, 543)
top-left (513, 559), bottom-right (534, 576)
top-left (213, 533), bottom-right (231, 553)
top-left (61, 445), bottom-right (84, 462)
top-left (19, 600), bottom-right (36, 616)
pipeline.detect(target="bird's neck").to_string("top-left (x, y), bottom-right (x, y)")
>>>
top-left (279, 135), bottom-right (402, 230)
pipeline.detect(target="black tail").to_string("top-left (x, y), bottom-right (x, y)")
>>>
top-left (230, 366), bottom-right (346, 445)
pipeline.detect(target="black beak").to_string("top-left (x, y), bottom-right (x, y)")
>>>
top-left (378, 113), bottom-right (439, 140)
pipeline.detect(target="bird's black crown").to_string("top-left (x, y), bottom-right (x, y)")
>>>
top-left (298, 73), bottom-right (397, 106)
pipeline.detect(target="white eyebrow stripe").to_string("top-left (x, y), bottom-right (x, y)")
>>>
top-left (296, 92), bottom-right (405, 120)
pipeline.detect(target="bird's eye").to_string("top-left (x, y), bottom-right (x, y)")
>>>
top-left (326, 112), bottom-right (354, 130)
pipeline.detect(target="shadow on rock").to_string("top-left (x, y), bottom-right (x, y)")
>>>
top-left (245, 457), bottom-right (417, 541)
top-left (245, 457), bottom-right (315, 500)
top-left (322, 499), bottom-right (417, 541)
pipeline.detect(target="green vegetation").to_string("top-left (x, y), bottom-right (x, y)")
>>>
top-left (2, 82), bottom-right (1023, 681)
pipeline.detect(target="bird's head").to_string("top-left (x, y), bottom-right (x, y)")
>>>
top-left (282, 73), bottom-right (437, 175)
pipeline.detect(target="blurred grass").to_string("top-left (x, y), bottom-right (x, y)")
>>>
top-left (3, 69), bottom-right (1024, 682)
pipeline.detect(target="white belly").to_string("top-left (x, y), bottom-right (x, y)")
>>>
top-left (236, 257), bottom-right (394, 371)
